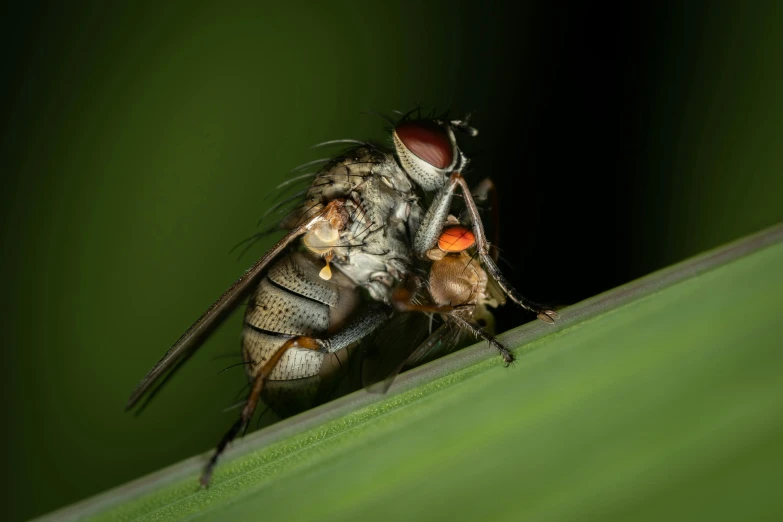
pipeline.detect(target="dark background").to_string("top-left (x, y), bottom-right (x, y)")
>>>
top-left (2, 2), bottom-right (782, 520)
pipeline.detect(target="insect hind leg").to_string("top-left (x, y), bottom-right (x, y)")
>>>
top-left (200, 335), bottom-right (324, 488)
top-left (199, 305), bottom-right (389, 487)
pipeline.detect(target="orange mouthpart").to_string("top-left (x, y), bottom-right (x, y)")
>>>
top-left (438, 225), bottom-right (476, 253)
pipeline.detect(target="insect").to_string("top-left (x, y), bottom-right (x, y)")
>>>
top-left (392, 217), bottom-right (512, 369)
top-left (126, 113), bottom-right (557, 486)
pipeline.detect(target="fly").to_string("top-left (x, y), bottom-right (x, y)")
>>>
top-left (126, 112), bottom-right (557, 486)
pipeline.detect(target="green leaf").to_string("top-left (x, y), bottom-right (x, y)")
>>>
top-left (40, 225), bottom-right (783, 522)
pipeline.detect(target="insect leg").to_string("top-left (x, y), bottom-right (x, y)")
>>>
top-left (470, 178), bottom-right (500, 262)
top-left (200, 336), bottom-right (323, 487)
top-left (412, 180), bottom-right (459, 257)
top-left (447, 313), bottom-right (514, 364)
top-left (318, 305), bottom-right (389, 354)
top-left (199, 304), bottom-right (389, 487)
top-left (453, 174), bottom-right (558, 323)
top-left (414, 173), bottom-right (557, 323)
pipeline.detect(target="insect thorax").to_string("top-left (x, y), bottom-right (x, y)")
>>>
top-left (296, 146), bottom-right (423, 303)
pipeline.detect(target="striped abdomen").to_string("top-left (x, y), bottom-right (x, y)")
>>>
top-left (242, 251), bottom-right (359, 416)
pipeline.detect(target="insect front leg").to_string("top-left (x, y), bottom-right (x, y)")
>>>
top-left (200, 304), bottom-right (389, 487)
top-left (470, 178), bottom-right (500, 261)
top-left (414, 173), bottom-right (558, 323)
top-left (412, 180), bottom-right (458, 258)
top-left (453, 174), bottom-right (558, 322)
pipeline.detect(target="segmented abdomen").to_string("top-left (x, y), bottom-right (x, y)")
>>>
top-left (242, 251), bottom-right (358, 382)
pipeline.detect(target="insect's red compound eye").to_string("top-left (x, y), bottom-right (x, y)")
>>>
top-left (394, 120), bottom-right (453, 169)
top-left (438, 225), bottom-right (476, 253)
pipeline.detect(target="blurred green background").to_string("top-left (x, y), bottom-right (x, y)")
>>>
top-left (1, 1), bottom-right (782, 520)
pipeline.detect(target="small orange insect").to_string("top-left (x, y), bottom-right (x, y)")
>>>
top-left (390, 218), bottom-right (512, 366)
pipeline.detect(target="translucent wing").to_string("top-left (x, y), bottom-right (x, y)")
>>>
top-left (403, 319), bottom-right (470, 368)
top-left (125, 211), bottom-right (326, 411)
top-left (360, 311), bottom-right (432, 393)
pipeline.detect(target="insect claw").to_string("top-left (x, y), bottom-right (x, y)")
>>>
top-left (501, 349), bottom-right (515, 366)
